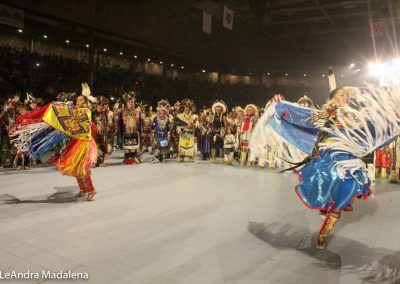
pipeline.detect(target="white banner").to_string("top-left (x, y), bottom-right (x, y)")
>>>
top-left (202, 11), bottom-right (212, 34)
top-left (223, 6), bottom-right (233, 30)
top-left (0, 4), bottom-right (24, 28)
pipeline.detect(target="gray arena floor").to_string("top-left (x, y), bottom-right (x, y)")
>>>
top-left (0, 151), bottom-right (399, 284)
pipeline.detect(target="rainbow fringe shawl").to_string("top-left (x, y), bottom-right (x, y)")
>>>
top-left (10, 103), bottom-right (97, 177)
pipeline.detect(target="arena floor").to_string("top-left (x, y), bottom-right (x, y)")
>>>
top-left (0, 151), bottom-right (399, 284)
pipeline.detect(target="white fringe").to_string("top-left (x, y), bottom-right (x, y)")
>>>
top-left (250, 101), bottom-right (307, 167)
top-left (320, 84), bottom-right (400, 157)
top-left (332, 152), bottom-right (372, 187)
top-left (9, 122), bottom-right (49, 153)
top-left (250, 84), bottom-right (400, 168)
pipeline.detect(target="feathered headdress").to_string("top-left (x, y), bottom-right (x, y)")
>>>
top-left (328, 67), bottom-right (336, 92)
top-left (122, 91), bottom-right (136, 103)
top-left (180, 98), bottom-right (196, 113)
top-left (157, 99), bottom-right (170, 113)
top-left (211, 100), bottom-right (227, 114)
top-left (81, 83), bottom-right (97, 104)
top-left (233, 106), bottom-right (244, 114)
top-left (244, 104), bottom-right (259, 117)
top-left (24, 92), bottom-right (37, 105)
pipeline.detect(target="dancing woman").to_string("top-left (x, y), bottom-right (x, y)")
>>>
top-left (10, 83), bottom-right (98, 201)
top-left (251, 86), bottom-right (400, 249)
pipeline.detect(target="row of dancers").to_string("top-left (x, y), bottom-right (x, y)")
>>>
top-left (5, 81), bottom-right (400, 250)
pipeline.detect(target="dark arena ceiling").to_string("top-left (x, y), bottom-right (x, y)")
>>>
top-left (1, 0), bottom-right (399, 75)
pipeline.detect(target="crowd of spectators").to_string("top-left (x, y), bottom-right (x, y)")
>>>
top-left (0, 46), bottom-right (328, 108)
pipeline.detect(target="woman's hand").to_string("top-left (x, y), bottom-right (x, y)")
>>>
top-left (273, 94), bottom-right (284, 102)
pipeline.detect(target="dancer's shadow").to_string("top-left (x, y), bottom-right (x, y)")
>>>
top-left (248, 221), bottom-right (400, 283)
top-left (0, 186), bottom-right (81, 204)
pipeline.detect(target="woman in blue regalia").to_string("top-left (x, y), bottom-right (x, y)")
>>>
top-left (293, 88), bottom-right (371, 249)
top-left (251, 85), bottom-right (400, 250)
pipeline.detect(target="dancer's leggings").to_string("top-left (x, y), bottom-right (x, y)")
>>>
top-left (76, 176), bottom-right (95, 193)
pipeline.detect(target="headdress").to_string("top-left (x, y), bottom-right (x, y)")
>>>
top-left (244, 104), bottom-right (259, 117)
top-left (122, 91), bottom-right (136, 103)
top-left (180, 99), bottom-right (196, 113)
top-left (157, 99), bottom-right (170, 113)
top-left (24, 92), bottom-right (37, 105)
top-left (81, 83), bottom-right (97, 104)
top-left (211, 100), bottom-right (227, 114)
top-left (233, 106), bottom-right (244, 114)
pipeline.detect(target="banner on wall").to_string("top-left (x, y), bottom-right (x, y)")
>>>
top-left (370, 20), bottom-right (383, 38)
top-left (223, 6), bottom-right (233, 30)
top-left (202, 10), bottom-right (212, 34)
top-left (0, 4), bottom-right (24, 28)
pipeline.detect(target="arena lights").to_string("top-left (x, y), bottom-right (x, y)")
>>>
top-left (103, 48), bottom-right (107, 52)
top-left (35, 63), bottom-right (40, 67)
top-left (267, 72), bottom-right (270, 76)
top-left (368, 59), bottom-right (400, 86)
top-left (349, 63), bottom-right (355, 68)
top-left (367, 61), bottom-right (383, 77)
top-left (85, 44), bottom-right (90, 48)
top-left (147, 58), bottom-right (151, 62)
top-left (119, 51), bottom-right (123, 55)
top-left (285, 73), bottom-right (288, 76)
top-left (170, 64), bottom-right (174, 67)
top-left (134, 55), bottom-right (137, 59)
top-left (17, 29), bottom-right (22, 33)
top-left (43, 35), bottom-right (48, 39)
top-left (303, 74), bottom-right (307, 77)
top-left (159, 61), bottom-right (163, 64)
top-left (65, 40), bottom-right (70, 44)
top-left (181, 66), bottom-right (184, 69)
top-left (202, 69), bottom-right (206, 73)
top-left (322, 74), bottom-right (325, 77)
